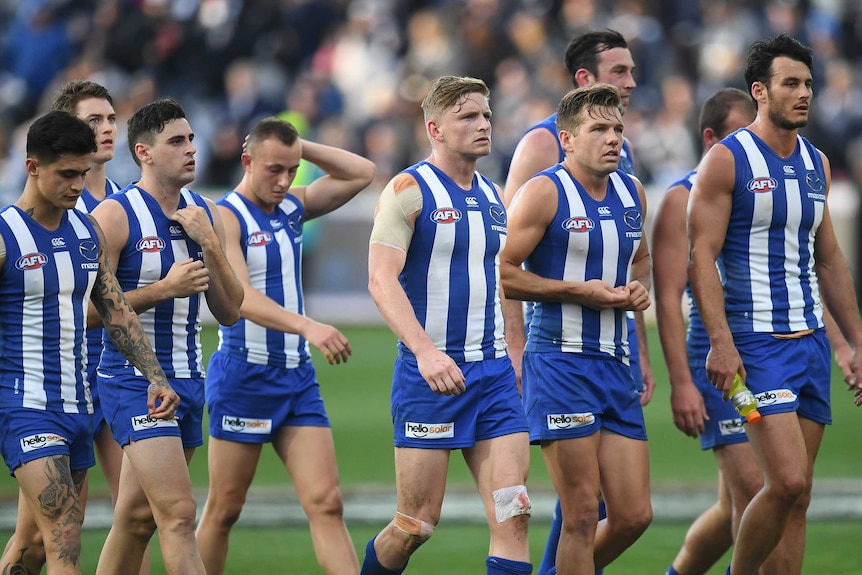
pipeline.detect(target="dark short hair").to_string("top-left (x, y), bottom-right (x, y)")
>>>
top-left (52, 80), bottom-right (114, 113)
top-left (744, 33), bottom-right (814, 99)
top-left (247, 117), bottom-right (300, 152)
top-left (564, 29), bottom-right (628, 85)
top-left (127, 98), bottom-right (187, 166)
top-left (26, 111), bottom-right (97, 164)
top-left (699, 88), bottom-right (754, 136)
top-left (556, 84), bottom-right (622, 135)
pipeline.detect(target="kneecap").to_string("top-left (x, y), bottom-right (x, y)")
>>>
top-left (493, 485), bottom-right (531, 523)
top-left (393, 511), bottom-right (435, 544)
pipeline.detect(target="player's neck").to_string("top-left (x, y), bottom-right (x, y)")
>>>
top-left (235, 178), bottom-right (277, 214)
top-left (84, 162), bottom-right (108, 201)
top-left (747, 117), bottom-right (799, 158)
top-left (17, 183), bottom-right (65, 230)
top-left (562, 160), bottom-right (610, 201)
top-left (426, 152), bottom-right (477, 190)
top-left (136, 174), bottom-right (185, 215)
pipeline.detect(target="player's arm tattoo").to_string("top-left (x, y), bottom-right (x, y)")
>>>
top-left (90, 231), bottom-right (171, 388)
top-left (37, 456), bottom-right (83, 567)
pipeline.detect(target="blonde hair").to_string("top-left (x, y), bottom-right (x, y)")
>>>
top-left (421, 76), bottom-right (490, 123)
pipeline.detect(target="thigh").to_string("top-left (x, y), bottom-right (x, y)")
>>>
top-left (274, 426), bottom-right (340, 499)
top-left (598, 432), bottom-right (650, 516)
top-left (393, 447), bottom-right (451, 522)
top-left (542, 434), bottom-right (602, 505)
top-left (15, 455), bottom-right (84, 532)
top-left (121, 436), bottom-right (194, 513)
top-left (463, 432), bottom-right (530, 493)
top-left (206, 437), bottom-right (263, 499)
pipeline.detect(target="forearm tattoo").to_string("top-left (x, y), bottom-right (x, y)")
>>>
top-left (92, 257), bottom-right (170, 389)
top-left (38, 456), bottom-right (83, 567)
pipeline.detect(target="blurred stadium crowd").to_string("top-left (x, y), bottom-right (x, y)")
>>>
top-left (1, 0), bottom-right (861, 207)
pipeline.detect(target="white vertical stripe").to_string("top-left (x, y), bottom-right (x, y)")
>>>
top-left (417, 164), bottom-right (453, 346)
top-left (475, 176), bottom-right (507, 355)
top-left (54, 250), bottom-right (80, 412)
top-left (609, 172), bottom-right (636, 207)
top-left (463, 211), bottom-right (487, 361)
top-left (599, 219), bottom-right (620, 349)
top-left (783, 179), bottom-right (805, 326)
top-left (797, 136), bottom-right (815, 170)
top-left (736, 132), bottom-right (774, 328)
top-left (3, 210), bottom-right (48, 409)
top-left (558, 169), bottom-right (586, 347)
top-left (170, 239), bottom-right (192, 373)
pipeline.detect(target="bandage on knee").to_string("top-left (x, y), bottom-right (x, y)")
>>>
top-left (493, 485), bottom-right (531, 523)
top-left (393, 511), bottom-right (435, 544)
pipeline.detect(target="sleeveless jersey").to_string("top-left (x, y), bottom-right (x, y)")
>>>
top-left (525, 166), bottom-right (643, 362)
top-left (98, 185), bottom-right (211, 378)
top-left (399, 161), bottom-right (507, 363)
top-left (0, 206), bottom-right (100, 412)
top-left (721, 129), bottom-right (825, 333)
top-left (216, 190), bottom-right (310, 368)
top-left (76, 178), bottom-right (123, 378)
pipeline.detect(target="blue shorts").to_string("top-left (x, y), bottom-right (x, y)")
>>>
top-left (523, 352), bottom-right (647, 442)
top-left (97, 372), bottom-right (204, 448)
top-left (0, 408), bottom-right (95, 476)
top-left (734, 328), bottom-right (831, 424)
top-left (688, 344), bottom-right (748, 450)
top-left (391, 354), bottom-right (528, 449)
top-left (206, 351), bottom-right (330, 443)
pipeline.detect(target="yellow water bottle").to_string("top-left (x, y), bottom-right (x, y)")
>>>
top-left (729, 374), bottom-right (761, 424)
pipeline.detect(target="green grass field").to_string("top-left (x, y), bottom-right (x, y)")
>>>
top-left (2, 323), bottom-right (861, 572)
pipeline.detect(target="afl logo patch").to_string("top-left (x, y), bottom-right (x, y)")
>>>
top-left (747, 177), bottom-right (777, 193)
top-left (489, 204), bottom-right (507, 225)
top-left (136, 236), bottom-right (165, 252)
top-left (563, 217), bottom-right (594, 232)
top-left (247, 231), bottom-right (273, 247)
top-left (431, 207), bottom-right (462, 224)
top-left (79, 240), bottom-right (99, 261)
top-left (15, 252), bottom-right (48, 270)
top-left (624, 209), bottom-right (642, 230)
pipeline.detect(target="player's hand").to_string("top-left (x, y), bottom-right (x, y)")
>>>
top-left (581, 279), bottom-right (630, 310)
top-left (639, 367), bottom-right (656, 406)
top-left (416, 349), bottom-right (466, 396)
top-left (705, 341), bottom-right (745, 400)
top-left (171, 205), bottom-right (218, 248)
top-left (305, 320), bottom-right (351, 365)
top-left (670, 379), bottom-right (708, 438)
top-left (148, 381), bottom-right (180, 420)
top-left (845, 348), bottom-right (862, 406)
top-left (163, 258), bottom-right (210, 296)
top-left (622, 280), bottom-right (651, 311)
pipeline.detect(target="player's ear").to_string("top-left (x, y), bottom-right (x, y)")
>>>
top-left (25, 158), bottom-right (39, 177)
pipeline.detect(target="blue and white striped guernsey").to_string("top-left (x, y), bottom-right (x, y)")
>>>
top-left (399, 161), bottom-right (507, 363)
top-left (0, 207), bottom-right (100, 412)
top-left (216, 190), bottom-right (309, 368)
top-left (525, 166), bottom-right (643, 363)
top-left (76, 178), bottom-right (123, 381)
top-left (721, 129), bottom-right (825, 333)
top-left (98, 185), bottom-right (210, 378)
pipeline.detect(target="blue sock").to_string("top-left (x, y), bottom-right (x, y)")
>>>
top-left (360, 537), bottom-right (407, 575)
top-left (487, 556), bottom-right (533, 574)
top-left (538, 499), bottom-right (562, 575)
top-left (666, 567), bottom-right (681, 575)
top-left (725, 567), bottom-right (731, 575)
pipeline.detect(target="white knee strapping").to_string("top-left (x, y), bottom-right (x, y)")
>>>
top-left (493, 485), bottom-right (531, 523)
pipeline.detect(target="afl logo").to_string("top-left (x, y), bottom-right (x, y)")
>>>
top-left (247, 231), bottom-right (273, 246)
top-left (563, 217), bottom-right (594, 233)
top-left (431, 207), bottom-right (462, 224)
top-left (489, 204), bottom-right (507, 225)
top-left (136, 236), bottom-right (166, 252)
top-left (747, 177), bottom-right (777, 193)
top-left (15, 252), bottom-right (48, 270)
